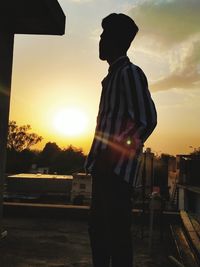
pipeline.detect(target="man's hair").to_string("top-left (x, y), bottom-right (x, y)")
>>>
top-left (102, 13), bottom-right (139, 52)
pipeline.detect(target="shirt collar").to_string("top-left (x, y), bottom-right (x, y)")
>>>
top-left (108, 56), bottom-right (130, 73)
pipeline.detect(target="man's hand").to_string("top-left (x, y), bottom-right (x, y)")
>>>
top-left (125, 136), bottom-right (142, 152)
top-left (113, 135), bottom-right (142, 157)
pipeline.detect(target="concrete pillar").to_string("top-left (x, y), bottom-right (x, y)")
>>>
top-left (0, 32), bottom-right (14, 235)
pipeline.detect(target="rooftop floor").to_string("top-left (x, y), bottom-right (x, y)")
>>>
top-left (0, 215), bottom-right (174, 267)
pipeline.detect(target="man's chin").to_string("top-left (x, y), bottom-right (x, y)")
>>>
top-left (99, 54), bottom-right (107, 61)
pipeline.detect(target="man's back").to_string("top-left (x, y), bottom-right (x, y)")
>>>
top-left (86, 56), bottom-right (157, 185)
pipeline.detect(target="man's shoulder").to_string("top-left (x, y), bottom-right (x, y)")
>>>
top-left (124, 61), bottom-right (148, 81)
top-left (129, 62), bottom-right (145, 73)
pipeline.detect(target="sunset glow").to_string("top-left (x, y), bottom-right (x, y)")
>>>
top-left (53, 107), bottom-right (88, 136)
top-left (9, 0), bottom-right (200, 155)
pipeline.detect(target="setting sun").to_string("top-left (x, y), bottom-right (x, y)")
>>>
top-left (53, 107), bottom-right (88, 136)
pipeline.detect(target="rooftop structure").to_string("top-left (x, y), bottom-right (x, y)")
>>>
top-left (71, 173), bottom-right (92, 204)
top-left (1, 209), bottom-right (174, 267)
top-left (6, 173), bottom-right (72, 197)
top-left (0, 0), bottom-right (65, 35)
top-left (8, 173), bottom-right (73, 180)
top-left (0, 1), bottom-right (66, 236)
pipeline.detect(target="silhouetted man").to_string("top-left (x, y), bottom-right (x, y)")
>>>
top-left (85, 13), bottom-right (157, 267)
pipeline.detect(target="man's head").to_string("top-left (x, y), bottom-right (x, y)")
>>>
top-left (99, 13), bottom-right (139, 62)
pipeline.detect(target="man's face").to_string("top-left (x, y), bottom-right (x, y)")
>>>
top-left (99, 29), bottom-right (114, 60)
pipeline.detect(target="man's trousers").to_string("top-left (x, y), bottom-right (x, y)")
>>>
top-left (88, 166), bottom-right (133, 267)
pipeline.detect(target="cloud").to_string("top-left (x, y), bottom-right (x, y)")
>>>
top-left (130, 0), bottom-right (200, 47)
top-left (151, 33), bottom-right (200, 91)
top-left (129, 0), bottom-right (200, 91)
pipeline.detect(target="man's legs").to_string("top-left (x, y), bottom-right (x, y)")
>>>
top-left (108, 173), bottom-right (133, 267)
top-left (88, 168), bottom-right (133, 267)
top-left (88, 169), bottom-right (111, 267)
top-left (88, 226), bottom-right (110, 267)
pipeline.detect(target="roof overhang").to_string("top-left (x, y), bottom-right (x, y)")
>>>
top-left (0, 0), bottom-right (66, 35)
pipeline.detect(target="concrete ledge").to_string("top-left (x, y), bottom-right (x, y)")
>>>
top-left (180, 211), bottom-right (200, 260)
top-left (170, 225), bottom-right (199, 267)
top-left (3, 202), bottom-right (180, 223)
top-left (3, 202), bottom-right (89, 220)
top-left (178, 184), bottom-right (200, 195)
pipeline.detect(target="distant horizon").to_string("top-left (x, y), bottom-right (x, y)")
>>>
top-left (29, 137), bottom-right (198, 157)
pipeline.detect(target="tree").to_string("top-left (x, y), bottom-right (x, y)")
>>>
top-left (52, 145), bottom-right (86, 174)
top-left (6, 149), bottom-right (38, 173)
top-left (190, 147), bottom-right (200, 159)
top-left (38, 142), bottom-right (61, 167)
top-left (6, 121), bottom-right (42, 173)
top-left (7, 121), bottom-right (42, 152)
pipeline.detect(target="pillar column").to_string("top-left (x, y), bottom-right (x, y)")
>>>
top-left (0, 32), bottom-right (14, 236)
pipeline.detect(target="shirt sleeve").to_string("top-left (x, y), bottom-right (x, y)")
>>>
top-left (118, 64), bottom-right (157, 145)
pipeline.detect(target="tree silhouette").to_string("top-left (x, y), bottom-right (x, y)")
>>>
top-left (6, 122), bottom-right (86, 174)
top-left (52, 145), bottom-right (86, 174)
top-left (7, 121), bottom-right (42, 152)
top-left (38, 143), bottom-right (86, 174)
top-left (6, 149), bottom-right (38, 173)
top-left (190, 147), bottom-right (200, 159)
top-left (38, 142), bottom-right (61, 168)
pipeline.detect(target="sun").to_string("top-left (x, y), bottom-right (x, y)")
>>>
top-left (53, 107), bottom-right (88, 136)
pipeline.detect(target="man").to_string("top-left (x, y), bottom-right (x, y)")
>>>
top-left (85, 13), bottom-right (157, 267)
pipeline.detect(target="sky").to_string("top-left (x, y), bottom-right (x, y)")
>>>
top-left (10, 0), bottom-right (200, 156)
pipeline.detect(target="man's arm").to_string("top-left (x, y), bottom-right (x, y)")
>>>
top-left (116, 64), bottom-right (157, 151)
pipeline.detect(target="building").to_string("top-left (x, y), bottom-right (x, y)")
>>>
top-left (144, 149), bottom-right (171, 198)
top-left (175, 155), bottom-right (200, 213)
top-left (144, 148), bottom-right (154, 194)
top-left (30, 164), bottom-right (49, 174)
top-left (71, 173), bottom-right (92, 205)
top-left (6, 173), bottom-right (73, 201)
top-left (168, 157), bottom-right (177, 196)
top-left (6, 173), bottom-right (92, 205)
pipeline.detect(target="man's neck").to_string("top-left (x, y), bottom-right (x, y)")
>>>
top-left (107, 56), bottom-right (129, 73)
top-left (107, 53), bottom-right (127, 65)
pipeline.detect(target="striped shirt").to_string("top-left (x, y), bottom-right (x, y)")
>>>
top-left (85, 56), bottom-right (157, 186)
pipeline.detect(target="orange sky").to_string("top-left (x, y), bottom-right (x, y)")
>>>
top-left (9, 0), bottom-right (200, 156)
